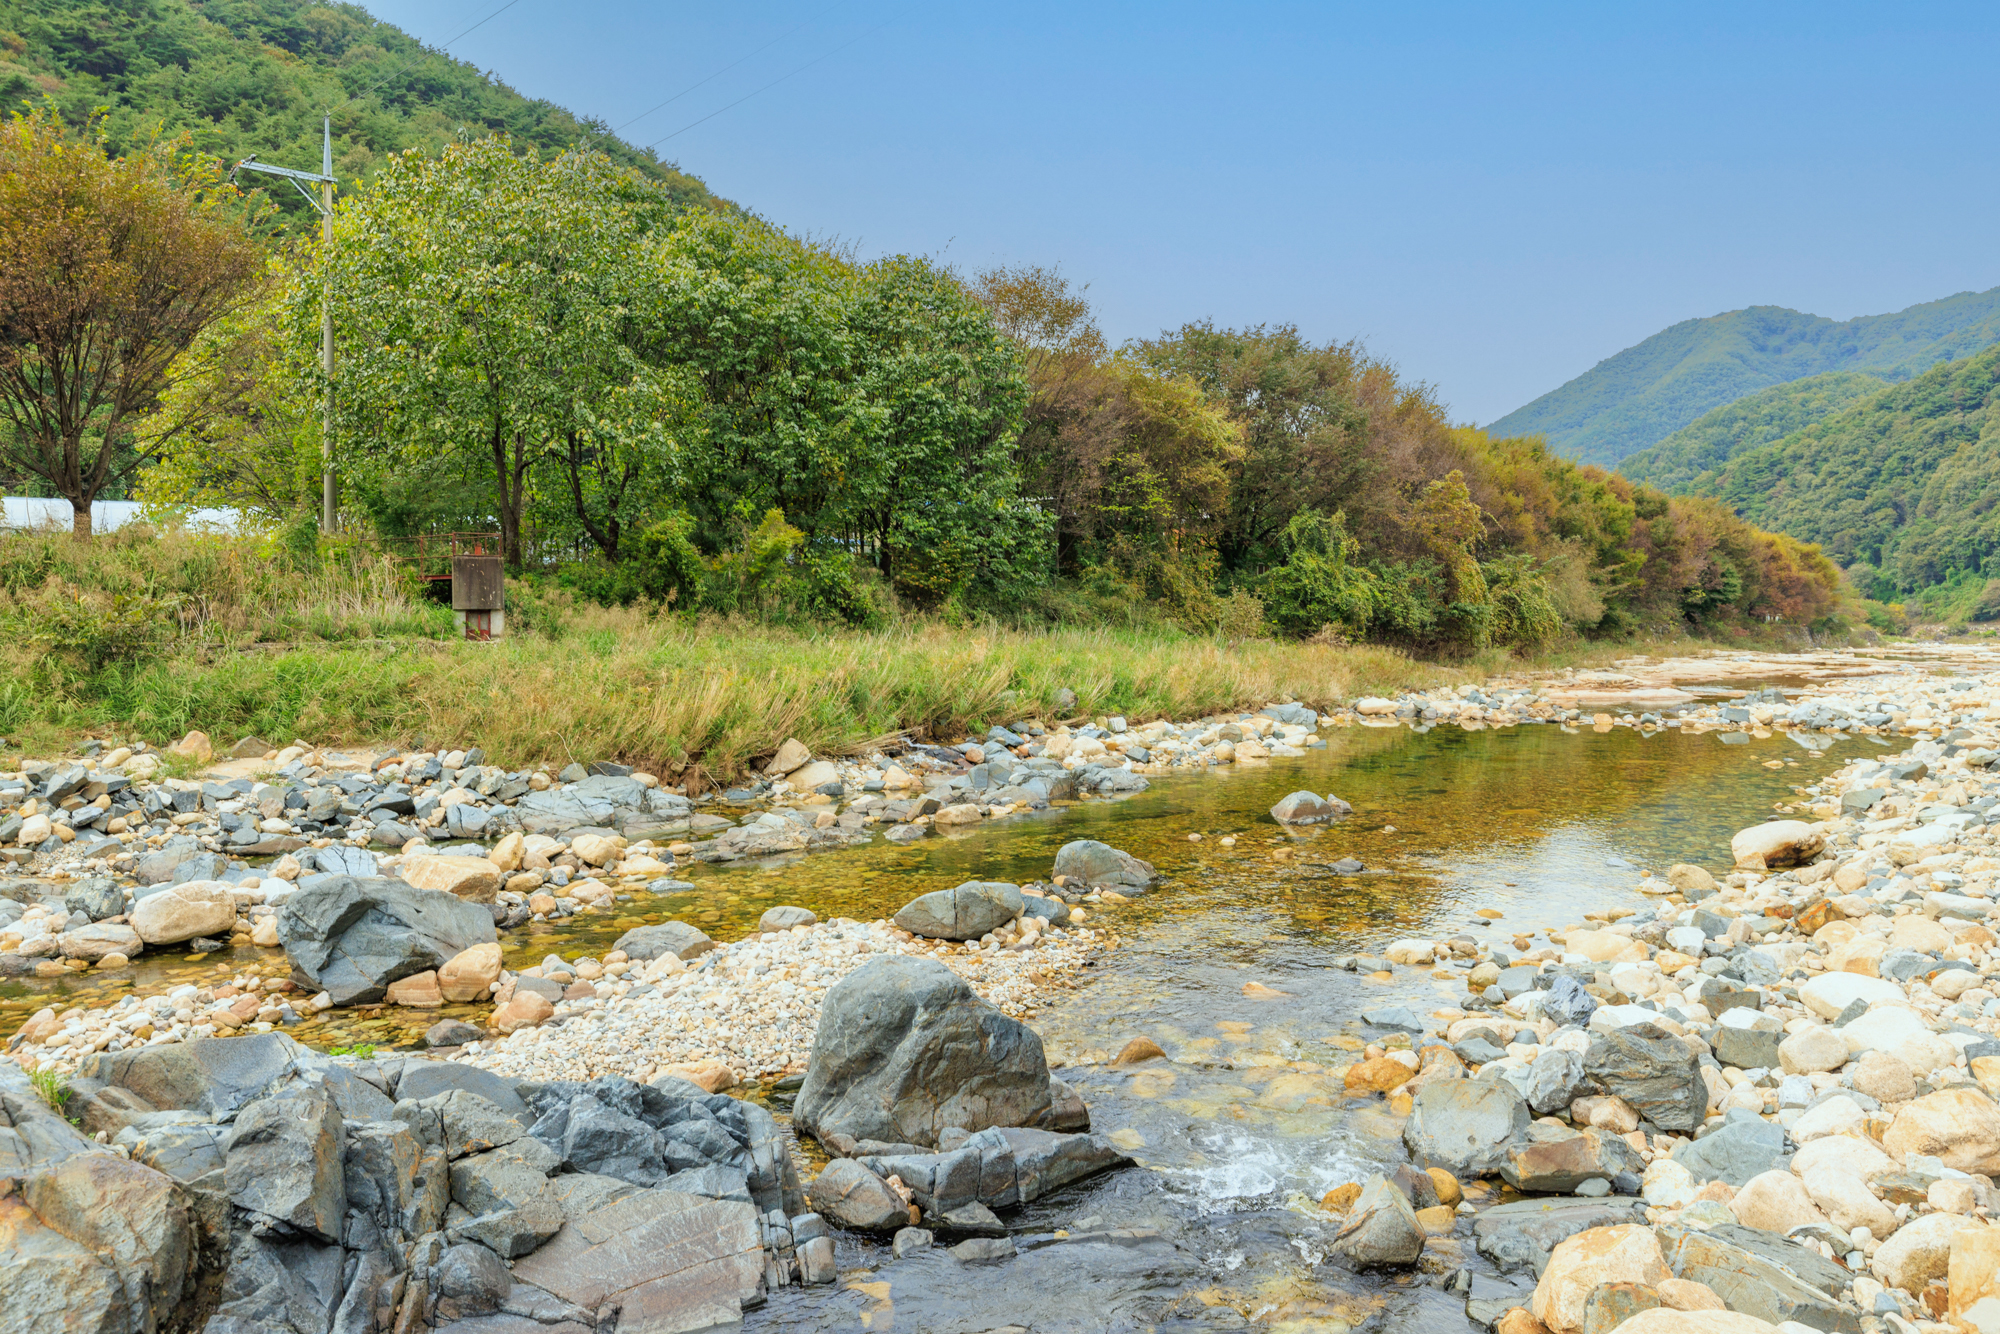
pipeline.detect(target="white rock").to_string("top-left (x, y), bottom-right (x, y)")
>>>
top-left (1797, 972), bottom-right (1904, 1021)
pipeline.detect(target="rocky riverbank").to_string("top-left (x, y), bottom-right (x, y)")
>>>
top-left (9, 654), bottom-right (2000, 1333)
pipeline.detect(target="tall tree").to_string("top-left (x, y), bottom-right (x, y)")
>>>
top-left (320, 137), bottom-right (684, 567)
top-left (0, 110), bottom-right (262, 537)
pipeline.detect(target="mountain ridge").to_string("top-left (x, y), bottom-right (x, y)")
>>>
top-left (1489, 287), bottom-right (2000, 467)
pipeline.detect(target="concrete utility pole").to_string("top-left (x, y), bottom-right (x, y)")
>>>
top-left (232, 116), bottom-right (339, 532)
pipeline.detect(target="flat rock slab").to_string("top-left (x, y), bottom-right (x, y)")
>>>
top-left (510, 1187), bottom-right (762, 1333)
top-left (1470, 1196), bottom-right (1648, 1273)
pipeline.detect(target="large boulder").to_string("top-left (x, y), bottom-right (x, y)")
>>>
top-left (59, 922), bottom-right (142, 962)
top-left (1402, 1078), bottom-right (1531, 1177)
top-left (1329, 1174), bottom-right (1424, 1268)
top-left (76, 1031), bottom-right (313, 1122)
top-left (1532, 1224), bottom-right (1670, 1334)
top-left (1051, 840), bottom-right (1158, 891)
top-left (1583, 1023), bottom-right (1706, 1132)
top-left (1883, 1089), bottom-right (2000, 1176)
top-left (11, 1151), bottom-right (198, 1334)
top-left (278, 875), bottom-right (497, 1007)
top-left (1670, 1113), bottom-right (1788, 1187)
top-left (223, 1083), bottom-right (346, 1243)
top-left (893, 882), bottom-right (1025, 940)
top-left (1730, 820), bottom-right (1823, 870)
top-left (793, 956), bottom-right (1052, 1149)
top-left (130, 881), bottom-right (237, 945)
top-left (1655, 1223), bottom-right (1857, 1330)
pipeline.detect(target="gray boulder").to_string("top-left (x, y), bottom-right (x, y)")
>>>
top-left (14, 1150), bottom-right (198, 1333)
top-left (612, 920), bottom-right (717, 962)
top-left (1497, 1125), bottom-right (1644, 1193)
top-left (277, 875), bottom-right (496, 1006)
top-left (1542, 974), bottom-right (1598, 1028)
top-left (1051, 839), bottom-right (1158, 891)
top-left (1471, 1196), bottom-right (1648, 1273)
top-left (1522, 1048), bottom-right (1589, 1117)
top-left (893, 881), bottom-right (1025, 940)
top-left (224, 1083), bottom-right (346, 1242)
top-left (1669, 1111), bottom-right (1788, 1187)
top-left (1657, 1222), bottom-right (1861, 1331)
top-left (1402, 1078), bottom-right (1530, 1177)
top-left (1269, 791), bottom-right (1351, 824)
top-left (1329, 1174), bottom-right (1425, 1268)
top-left (793, 956), bottom-right (1052, 1149)
top-left (63, 878), bottom-right (125, 921)
top-left (510, 1185), bottom-right (764, 1330)
top-left (1583, 1022), bottom-right (1706, 1132)
top-left (75, 1031), bottom-right (312, 1121)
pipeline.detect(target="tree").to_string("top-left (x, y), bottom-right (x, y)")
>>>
top-left (138, 278), bottom-right (320, 525)
top-left (0, 109), bottom-right (263, 537)
top-left (319, 138), bottom-right (685, 568)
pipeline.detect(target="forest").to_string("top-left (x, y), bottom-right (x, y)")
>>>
top-left (0, 0), bottom-right (1853, 659)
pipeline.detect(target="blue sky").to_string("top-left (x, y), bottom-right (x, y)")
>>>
top-left (365, 1), bottom-right (2000, 426)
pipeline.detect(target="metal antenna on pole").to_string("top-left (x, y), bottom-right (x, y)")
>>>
top-left (230, 117), bottom-right (338, 533)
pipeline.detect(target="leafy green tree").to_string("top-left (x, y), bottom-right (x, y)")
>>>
top-left (1261, 510), bottom-right (1377, 638)
top-left (317, 138), bottom-right (687, 567)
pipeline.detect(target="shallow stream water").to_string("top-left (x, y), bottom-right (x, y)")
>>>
top-left (0, 711), bottom-right (1897, 1330)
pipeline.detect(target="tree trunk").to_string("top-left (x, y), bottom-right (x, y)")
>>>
top-left (70, 500), bottom-right (91, 541)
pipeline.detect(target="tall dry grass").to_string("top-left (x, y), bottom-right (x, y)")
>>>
top-left (41, 607), bottom-right (1472, 779)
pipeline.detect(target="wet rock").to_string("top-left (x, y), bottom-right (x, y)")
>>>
top-left (951, 1236), bottom-right (1017, 1263)
top-left (511, 1185), bottom-right (764, 1329)
top-left (611, 920), bottom-right (717, 962)
top-left (1269, 791), bottom-right (1350, 824)
top-left (807, 1158), bottom-right (908, 1231)
top-left (1883, 1088), bottom-right (2000, 1175)
top-left (893, 882), bottom-right (1026, 940)
top-left (1583, 1023), bottom-right (1706, 1132)
top-left (1531, 1224), bottom-right (1670, 1334)
top-left (1329, 1173), bottom-right (1426, 1269)
top-left (278, 875), bottom-right (497, 1007)
top-left (1051, 839), bottom-right (1158, 891)
top-left (1404, 1078), bottom-right (1532, 1177)
top-left (893, 1225), bottom-right (933, 1259)
top-left (1669, 1113), bottom-right (1788, 1187)
top-left (794, 956), bottom-right (1052, 1149)
top-left (224, 1083), bottom-right (345, 1242)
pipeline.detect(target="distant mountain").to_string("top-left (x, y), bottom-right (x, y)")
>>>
top-left (1488, 289), bottom-right (2000, 468)
top-left (1618, 371), bottom-right (1890, 492)
top-left (0, 0), bottom-right (726, 226)
top-left (1698, 345), bottom-right (2000, 594)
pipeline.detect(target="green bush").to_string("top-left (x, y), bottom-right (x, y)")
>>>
top-left (1482, 553), bottom-right (1564, 648)
top-left (1261, 510), bottom-right (1377, 638)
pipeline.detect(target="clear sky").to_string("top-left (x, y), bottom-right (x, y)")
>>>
top-left (364, 0), bottom-right (2000, 426)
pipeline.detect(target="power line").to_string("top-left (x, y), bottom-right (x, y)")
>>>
top-left (601, 8), bottom-right (834, 139)
top-left (339, 0), bottom-right (531, 111)
top-left (644, 9), bottom-right (905, 151)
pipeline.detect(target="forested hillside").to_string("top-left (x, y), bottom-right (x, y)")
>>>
top-left (0, 0), bottom-right (723, 224)
top-left (1697, 346), bottom-right (2000, 598)
top-left (1489, 290), bottom-right (2000, 468)
top-left (1618, 370), bottom-right (1888, 492)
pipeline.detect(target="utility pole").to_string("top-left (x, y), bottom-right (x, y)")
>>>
top-left (232, 116), bottom-right (338, 532)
